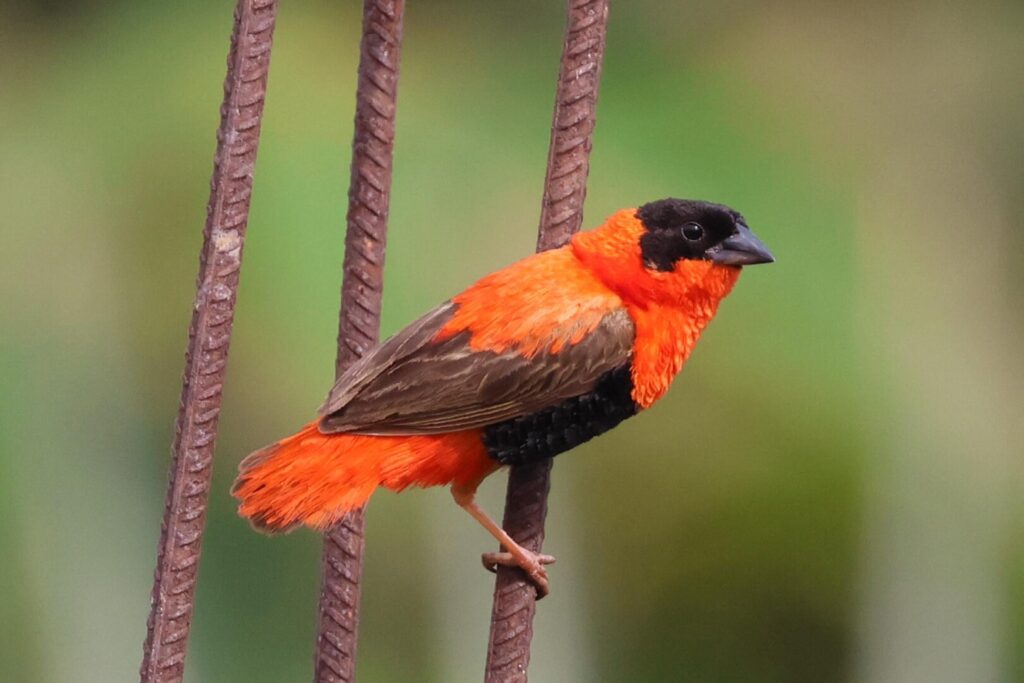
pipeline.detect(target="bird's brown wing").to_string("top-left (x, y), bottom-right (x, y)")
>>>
top-left (317, 301), bottom-right (635, 435)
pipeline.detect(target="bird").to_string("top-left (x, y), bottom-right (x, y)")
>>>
top-left (232, 198), bottom-right (774, 596)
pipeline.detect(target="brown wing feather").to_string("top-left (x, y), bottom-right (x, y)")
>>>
top-left (317, 304), bottom-right (634, 435)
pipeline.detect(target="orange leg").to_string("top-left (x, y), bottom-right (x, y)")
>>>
top-left (451, 484), bottom-right (556, 598)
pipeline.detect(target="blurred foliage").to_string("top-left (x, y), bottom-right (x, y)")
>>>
top-left (1, 0), bottom-right (1021, 681)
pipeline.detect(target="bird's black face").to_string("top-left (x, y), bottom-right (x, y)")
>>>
top-left (636, 198), bottom-right (774, 271)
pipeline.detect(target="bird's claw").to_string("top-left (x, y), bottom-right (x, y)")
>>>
top-left (481, 550), bottom-right (556, 599)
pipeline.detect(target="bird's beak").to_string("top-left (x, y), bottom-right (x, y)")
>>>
top-left (709, 224), bottom-right (775, 266)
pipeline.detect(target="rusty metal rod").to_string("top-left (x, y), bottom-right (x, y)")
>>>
top-left (484, 0), bottom-right (609, 680)
top-left (313, 2), bottom-right (406, 681)
top-left (139, 1), bottom-right (279, 682)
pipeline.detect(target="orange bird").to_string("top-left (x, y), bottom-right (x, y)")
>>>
top-left (233, 199), bottom-right (773, 594)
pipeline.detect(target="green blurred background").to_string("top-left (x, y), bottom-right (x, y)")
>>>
top-left (2, 0), bottom-right (1022, 681)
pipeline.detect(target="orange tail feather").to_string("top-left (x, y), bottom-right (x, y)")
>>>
top-left (232, 421), bottom-right (497, 533)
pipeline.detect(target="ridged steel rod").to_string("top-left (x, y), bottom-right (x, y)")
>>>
top-left (484, 1), bottom-right (609, 681)
top-left (313, 2), bottom-right (406, 682)
top-left (140, 1), bottom-right (279, 681)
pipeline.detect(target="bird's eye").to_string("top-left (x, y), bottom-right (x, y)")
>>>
top-left (682, 222), bottom-right (704, 241)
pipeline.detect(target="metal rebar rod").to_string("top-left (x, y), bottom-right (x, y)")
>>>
top-left (139, 2), bottom-right (279, 682)
top-left (313, 2), bottom-right (406, 681)
top-left (484, 1), bottom-right (609, 680)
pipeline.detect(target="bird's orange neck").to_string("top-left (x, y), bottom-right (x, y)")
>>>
top-left (571, 209), bottom-right (740, 309)
top-left (572, 209), bottom-right (741, 407)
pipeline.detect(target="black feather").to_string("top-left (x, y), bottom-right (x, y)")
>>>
top-left (482, 365), bottom-right (637, 465)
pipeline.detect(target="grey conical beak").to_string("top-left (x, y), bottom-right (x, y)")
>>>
top-left (709, 224), bottom-right (775, 266)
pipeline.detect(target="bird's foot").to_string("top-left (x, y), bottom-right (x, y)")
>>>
top-left (481, 549), bottom-right (556, 599)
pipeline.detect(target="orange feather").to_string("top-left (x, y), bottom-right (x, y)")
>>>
top-left (435, 246), bottom-right (622, 358)
top-left (233, 423), bottom-right (497, 532)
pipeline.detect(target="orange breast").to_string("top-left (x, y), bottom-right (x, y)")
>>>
top-left (625, 264), bottom-right (741, 409)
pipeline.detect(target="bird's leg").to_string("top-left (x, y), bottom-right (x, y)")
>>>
top-left (451, 484), bottom-right (556, 598)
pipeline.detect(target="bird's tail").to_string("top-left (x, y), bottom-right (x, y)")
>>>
top-left (232, 421), bottom-right (378, 532)
top-left (232, 421), bottom-right (496, 533)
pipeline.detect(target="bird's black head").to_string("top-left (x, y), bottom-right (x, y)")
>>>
top-left (636, 198), bottom-right (774, 271)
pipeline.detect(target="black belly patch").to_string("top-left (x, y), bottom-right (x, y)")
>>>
top-left (482, 365), bottom-right (638, 466)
